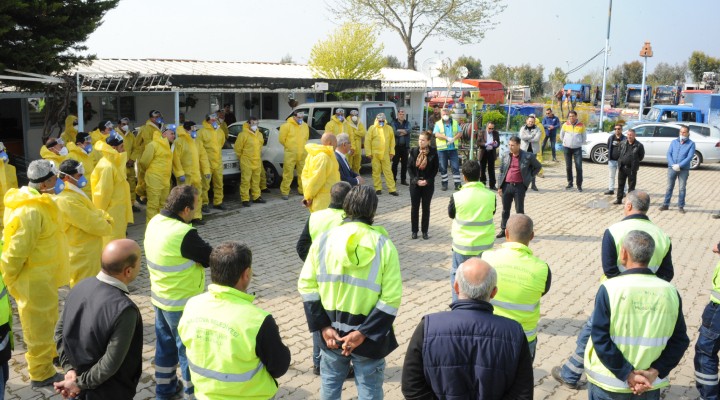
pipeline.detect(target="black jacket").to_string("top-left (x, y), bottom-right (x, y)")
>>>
top-left (498, 150), bottom-right (542, 189)
top-left (618, 139), bottom-right (645, 171)
top-left (408, 146), bottom-right (439, 187)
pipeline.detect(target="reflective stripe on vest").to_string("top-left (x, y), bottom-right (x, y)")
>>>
top-left (608, 218), bottom-right (670, 274)
top-left (435, 120), bottom-right (459, 151)
top-left (188, 359), bottom-right (263, 383)
top-left (454, 218), bottom-right (493, 227)
top-left (151, 292), bottom-right (190, 308)
top-left (586, 369), bottom-right (668, 390)
top-left (490, 299), bottom-right (538, 312)
top-left (147, 260), bottom-right (195, 273)
top-left (309, 208), bottom-right (345, 240)
top-left (316, 232), bottom-right (386, 293)
top-left (451, 182), bottom-right (495, 255)
top-left (610, 335), bottom-right (669, 347)
top-left (712, 290), bottom-right (720, 303)
top-left (0, 286), bottom-right (6, 300)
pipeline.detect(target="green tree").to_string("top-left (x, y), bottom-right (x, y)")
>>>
top-left (454, 55), bottom-right (483, 79)
top-left (548, 67), bottom-right (567, 95)
top-left (514, 64), bottom-right (544, 98)
top-left (609, 61), bottom-right (644, 100)
top-left (488, 63), bottom-right (515, 87)
top-left (647, 62), bottom-right (687, 86)
top-left (688, 51), bottom-right (720, 82)
top-left (334, 0), bottom-right (506, 70)
top-left (384, 55), bottom-right (405, 68)
top-left (280, 54), bottom-right (295, 64)
top-left (309, 22), bottom-right (385, 80)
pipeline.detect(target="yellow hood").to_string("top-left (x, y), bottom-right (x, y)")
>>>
top-left (94, 140), bottom-right (125, 166)
top-left (4, 187), bottom-right (59, 219)
top-left (40, 145), bottom-right (61, 160)
top-left (330, 222), bottom-right (390, 270)
top-left (285, 116), bottom-right (303, 127)
top-left (64, 115), bottom-right (78, 134)
top-left (305, 143), bottom-right (334, 157)
top-left (152, 131), bottom-right (171, 150)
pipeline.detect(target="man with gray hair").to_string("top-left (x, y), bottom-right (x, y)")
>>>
top-left (553, 189), bottom-right (674, 389)
top-left (402, 258), bottom-right (533, 399)
top-left (1, 159), bottom-right (69, 386)
top-left (584, 230), bottom-right (689, 398)
top-left (334, 133), bottom-right (363, 187)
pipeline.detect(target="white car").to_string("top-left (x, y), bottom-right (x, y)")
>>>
top-left (582, 122), bottom-right (720, 169)
top-left (222, 120), bottom-right (322, 187)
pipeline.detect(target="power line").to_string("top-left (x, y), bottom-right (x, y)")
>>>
top-left (565, 48), bottom-right (605, 76)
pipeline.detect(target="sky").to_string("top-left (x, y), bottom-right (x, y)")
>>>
top-left (83, 0), bottom-right (720, 80)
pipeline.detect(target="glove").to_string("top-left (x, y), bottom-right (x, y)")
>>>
top-left (179, 175), bottom-right (186, 183)
top-left (205, 174), bottom-right (211, 180)
top-left (671, 164), bottom-right (680, 172)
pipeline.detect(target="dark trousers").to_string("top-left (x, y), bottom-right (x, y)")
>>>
top-left (392, 144), bottom-right (408, 183)
top-left (501, 182), bottom-right (526, 229)
top-left (563, 146), bottom-right (583, 187)
top-left (479, 150), bottom-right (497, 188)
top-left (409, 183), bottom-right (434, 234)
top-left (542, 133), bottom-right (557, 159)
top-left (617, 165), bottom-right (637, 202)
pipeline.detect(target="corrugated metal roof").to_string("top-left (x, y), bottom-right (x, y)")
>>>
top-left (75, 59), bottom-right (428, 91)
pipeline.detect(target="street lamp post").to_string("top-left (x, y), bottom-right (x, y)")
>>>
top-left (638, 41), bottom-right (653, 120)
top-left (598, 0), bottom-right (612, 131)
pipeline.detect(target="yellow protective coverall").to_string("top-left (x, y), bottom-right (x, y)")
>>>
top-left (91, 141), bottom-right (133, 245)
top-left (233, 123), bottom-right (263, 202)
top-left (119, 128), bottom-right (137, 202)
top-left (301, 143), bottom-right (340, 213)
top-left (89, 129), bottom-right (110, 164)
top-left (139, 132), bottom-right (172, 223)
top-left (366, 120), bottom-right (396, 192)
top-left (219, 120), bottom-right (230, 141)
top-left (2, 186), bottom-right (69, 381)
top-left (173, 127), bottom-right (206, 220)
top-left (66, 142), bottom-right (95, 198)
top-left (0, 161), bottom-right (14, 227)
top-left (59, 115), bottom-right (78, 145)
top-left (56, 184), bottom-right (113, 287)
top-left (343, 119), bottom-right (366, 173)
top-left (199, 120), bottom-right (225, 206)
top-left (324, 116), bottom-right (344, 135)
top-left (279, 117), bottom-right (309, 196)
top-left (39, 145), bottom-right (65, 168)
top-left (132, 120), bottom-right (162, 200)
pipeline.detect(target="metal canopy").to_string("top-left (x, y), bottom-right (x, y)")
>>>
top-left (76, 72), bottom-right (172, 92)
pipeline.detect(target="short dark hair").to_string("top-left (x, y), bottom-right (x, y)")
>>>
top-left (163, 185), bottom-right (198, 214)
top-left (210, 241), bottom-right (252, 287)
top-left (330, 182), bottom-right (352, 209)
top-left (183, 121), bottom-right (196, 131)
top-left (102, 252), bottom-right (139, 275)
top-left (344, 185), bottom-right (378, 224)
top-left (568, 110), bottom-right (578, 117)
top-left (75, 132), bottom-right (90, 144)
top-left (509, 135), bottom-right (521, 144)
top-left (59, 159), bottom-right (81, 176)
top-left (461, 160), bottom-right (481, 182)
top-left (546, 108), bottom-right (552, 112)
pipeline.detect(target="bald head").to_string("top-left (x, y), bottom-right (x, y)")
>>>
top-left (456, 258), bottom-right (497, 301)
top-left (101, 239), bottom-right (141, 280)
top-left (321, 132), bottom-right (337, 149)
top-left (506, 214), bottom-right (534, 245)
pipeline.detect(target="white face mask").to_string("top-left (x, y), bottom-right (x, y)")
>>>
top-left (218, 118), bottom-right (224, 124)
top-left (351, 116), bottom-right (358, 123)
top-left (250, 125), bottom-right (258, 132)
top-left (59, 147), bottom-right (69, 156)
top-left (442, 115), bottom-right (450, 121)
top-left (679, 134), bottom-right (688, 142)
top-left (121, 125), bottom-right (129, 133)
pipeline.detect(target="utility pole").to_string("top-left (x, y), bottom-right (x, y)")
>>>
top-left (638, 41), bottom-right (653, 120)
top-left (598, 0), bottom-right (612, 131)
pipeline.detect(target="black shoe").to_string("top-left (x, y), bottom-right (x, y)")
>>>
top-left (132, 205), bottom-right (140, 212)
top-left (679, 207), bottom-right (686, 214)
top-left (496, 230), bottom-right (505, 239)
top-left (411, 232), bottom-right (418, 239)
top-left (489, 186), bottom-right (497, 191)
top-left (551, 366), bottom-right (580, 390)
top-left (375, 190), bottom-right (382, 195)
top-left (612, 199), bottom-right (623, 205)
top-left (455, 183), bottom-right (462, 190)
top-left (313, 365), bottom-right (320, 376)
top-left (441, 183), bottom-right (448, 191)
top-left (531, 184), bottom-right (538, 191)
top-left (659, 205), bottom-right (669, 211)
top-left (401, 181), bottom-right (409, 186)
top-left (603, 190), bottom-right (614, 195)
top-left (345, 365), bottom-right (355, 380)
top-left (136, 196), bottom-right (147, 205)
top-left (201, 205), bottom-right (210, 214)
top-left (553, 157), bottom-right (558, 162)
top-left (53, 356), bottom-right (61, 368)
top-left (713, 214), bottom-right (720, 219)
top-left (253, 197), bottom-right (266, 204)
top-left (577, 187), bottom-right (583, 192)
top-left (191, 218), bottom-right (204, 225)
top-left (565, 183), bottom-right (573, 190)
top-left (31, 372), bottom-right (63, 388)
top-left (422, 232), bottom-right (429, 240)
top-left (213, 203), bottom-right (227, 210)
top-left (261, 188), bottom-right (271, 193)
top-left (242, 201), bottom-right (251, 207)
top-left (282, 195), bottom-right (289, 200)
top-left (389, 191), bottom-right (399, 196)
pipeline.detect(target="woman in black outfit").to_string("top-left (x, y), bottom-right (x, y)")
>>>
top-left (408, 131), bottom-right (439, 239)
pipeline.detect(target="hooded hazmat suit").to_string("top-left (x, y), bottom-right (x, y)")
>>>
top-left (133, 119), bottom-right (162, 200)
top-left (233, 122), bottom-right (263, 202)
top-left (40, 145), bottom-right (66, 168)
top-left (56, 182), bottom-right (113, 287)
top-left (91, 141), bottom-right (133, 245)
top-left (199, 120), bottom-right (225, 206)
top-left (89, 129), bottom-right (110, 164)
top-left (301, 143), bottom-right (340, 213)
top-left (2, 186), bottom-right (69, 381)
top-left (0, 161), bottom-right (17, 227)
top-left (119, 127), bottom-right (137, 201)
top-left (324, 115), bottom-right (344, 135)
top-left (173, 126), bottom-right (207, 220)
top-left (66, 142), bottom-right (95, 197)
top-left (366, 119), bottom-right (396, 192)
top-left (344, 118), bottom-right (366, 173)
top-left (279, 117), bottom-right (309, 196)
top-left (139, 131), bottom-right (172, 223)
top-left (59, 115), bottom-right (78, 145)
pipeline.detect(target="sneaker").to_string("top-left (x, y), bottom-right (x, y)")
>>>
top-left (242, 201), bottom-right (251, 207)
top-left (253, 197), bottom-right (267, 204)
top-left (376, 190), bottom-right (382, 195)
top-left (389, 191), bottom-right (399, 196)
top-left (313, 365), bottom-right (320, 376)
top-left (553, 157), bottom-right (558, 162)
top-left (455, 183), bottom-right (462, 190)
top-left (577, 187), bottom-right (583, 192)
top-left (531, 184), bottom-right (538, 191)
top-left (496, 230), bottom-right (505, 239)
top-left (422, 232), bottom-right (429, 240)
top-left (659, 205), bottom-right (669, 211)
top-left (282, 195), bottom-right (289, 200)
top-left (679, 207), bottom-right (686, 214)
top-left (441, 183), bottom-right (448, 191)
top-left (603, 190), bottom-right (614, 195)
top-left (565, 183), bottom-right (573, 190)
top-left (612, 199), bottom-right (623, 205)
top-left (201, 205), bottom-right (210, 214)
top-left (213, 203), bottom-right (227, 211)
top-left (713, 214), bottom-right (720, 219)
top-left (551, 366), bottom-right (580, 390)
top-left (489, 186), bottom-right (497, 191)
top-left (31, 372), bottom-right (63, 388)
top-left (401, 181), bottom-right (409, 186)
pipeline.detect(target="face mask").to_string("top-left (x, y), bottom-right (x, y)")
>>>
top-left (351, 116), bottom-right (358, 123)
top-left (679, 135), bottom-right (688, 142)
top-left (442, 115), bottom-right (450, 121)
top-left (68, 175), bottom-right (88, 188)
top-left (211, 122), bottom-right (219, 129)
top-left (121, 125), bottom-right (129, 133)
top-left (156, 117), bottom-right (164, 125)
top-left (250, 125), bottom-right (258, 132)
top-left (379, 121), bottom-right (385, 126)
top-left (59, 147), bottom-right (69, 156)
top-left (338, 115), bottom-right (344, 122)
top-left (296, 118), bottom-right (303, 125)
top-left (72, 122), bottom-right (78, 127)
top-left (53, 178), bottom-right (65, 194)
top-left (190, 130), bottom-right (197, 139)
top-left (218, 118), bottom-right (224, 123)
top-left (84, 143), bottom-right (93, 153)
top-left (0, 151), bottom-right (8, 163)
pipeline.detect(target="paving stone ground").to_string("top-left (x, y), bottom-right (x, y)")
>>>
top-left (6, 157), bottom-right (720, 399)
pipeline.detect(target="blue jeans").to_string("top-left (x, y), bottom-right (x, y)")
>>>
top-left (437, 149), bottom-right (461, 186)
top-left (561, 312), bottom-right (593, 384)
top-left (451, 251), bottom-right (477, 303)
top-left (695, 302), bottom-right (720, 399)
top-left (154, 306), bottom-right (193, 399)
top-left (0, 361), bottom-right (7, 400)
top-left (608, 160), bottom-right (618, 191)
top-left (542, 133), bottom-right (557, 159)
top-left (663, 167), bottom-right (689, 208)
top-left (312, 331), bottom-right (322, 368)
top-left (588, 383), bottom-right (660, 399)
top-left (563, 147), bottom-right (583, 188)
top-left (320, 348), bottom-right (385, 400)
top-left (528, 338), bottom-right (537, 362)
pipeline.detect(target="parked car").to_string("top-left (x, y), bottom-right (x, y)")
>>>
top-left (290, 101), bottom-right (398, 134)
top-left (581, 122), bottom-right (720, 169)
top-left (222, 120), bottom-right (322, 188)
top-left (685, 122), bottom-right (720, 139)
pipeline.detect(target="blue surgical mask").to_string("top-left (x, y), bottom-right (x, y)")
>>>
top-left (296, 118), bottom-right (303, 125)
top-left (84, 143), bottom-right (93, 153)
top-left (54, 178), bottom-right (65, 194)
top-left (379, 121), bottom-right (385, 126)
top-left (75, 175), bottom-right (88, 188)
top-left (109, 129), bottom-right (118, 137)
top-left (211, 122), bottom-right (219, 129)
top-left (0, 151), bottom-right (7, 163)
top-left (156, 117), bottom-right (164, 124)
top-left (190, 130), bottom-right (197, 139)
top-left (338, 115), bottom-right (344, 122)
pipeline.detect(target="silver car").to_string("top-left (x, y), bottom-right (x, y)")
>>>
top-left (582, 122), bottom-right (720, 169)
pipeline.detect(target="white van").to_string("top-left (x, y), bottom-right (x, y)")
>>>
top-left (291, 101), bottom-right (399, 133)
